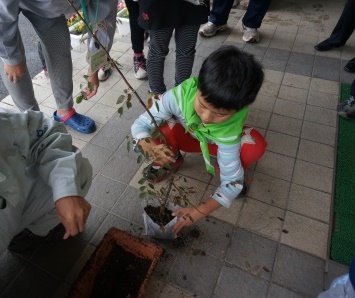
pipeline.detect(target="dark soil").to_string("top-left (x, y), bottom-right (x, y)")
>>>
top-left (91, 244), bottom-right (152, 298)
top-left (144, 205), bottom-right (174, 226)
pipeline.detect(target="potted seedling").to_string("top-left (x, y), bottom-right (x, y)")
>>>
top-left (69, 1), bottom-right (200, 240)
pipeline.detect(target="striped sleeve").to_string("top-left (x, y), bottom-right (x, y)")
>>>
top-left (211, 142), bottom-right (244, 208)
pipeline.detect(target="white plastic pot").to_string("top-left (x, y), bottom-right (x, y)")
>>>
top-left (142, 200), bottom-right (180, 239)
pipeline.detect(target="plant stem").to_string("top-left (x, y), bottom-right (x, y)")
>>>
top-left (66, 0), bottom-right (167, 144)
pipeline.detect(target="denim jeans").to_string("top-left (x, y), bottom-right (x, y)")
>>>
top-left (209, 0), bottom-right (272, 29)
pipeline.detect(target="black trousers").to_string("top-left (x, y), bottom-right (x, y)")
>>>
top-left (326, 0), bottom-right (355, 46)
top-left (125, 0), bottom-right (145, 54)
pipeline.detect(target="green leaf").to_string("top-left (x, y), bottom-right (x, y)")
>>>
top-left (137, 155), bottom-right (143, 163)
top-left (83, 75), bottom-right (89, 81)
top-left (155, 101), bottom-right (160, 112)
top-left (76, 95), bottom-right (83, 104)
top-left (87, 81), bottom-right (94, 91)
top-left (147, 190), bottom-right (155, 195)
top-left (126, 101), bottom-right (132, 109)
top-left (117, 106), bottom-right (123, 117)
top-left (126, 140), bottom-right (130, 152)
top-left (139, 186), bottom-right (146, 191)
top-left (138, 178), bottom-right (146, 185)
top-left (148, 183), bottom-right (155, 189)
top-left (116, 95), bottom-right (125, 105)
top-left (127, 93), bottom-right (132, 101)
top-left (139, 192), bottom-right (146, 198)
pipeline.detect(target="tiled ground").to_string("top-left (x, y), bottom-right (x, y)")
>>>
top-left (0, 0), bottom-right (353, 297)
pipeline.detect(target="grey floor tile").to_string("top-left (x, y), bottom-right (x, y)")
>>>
top-left (297, 139), bottom-right (335, 168)
top-left (1, 263), bottom-right (60, 298)
top-left (225, 228), bottom-right (278, 280)
top-left (86, 174), bottom-right (128, 211)
top-left (273, 244), bottom-right (325, 297)
top-left (190, 217), bottom-right (234, 259)
top-left (313, 65), bottom-right (340, 82)
top-left (166, 252), bottom-right (223, 297)
top-left (256, 151), bottom-right (295, 181)
top-left (304, 105), bottom-right (337, 127)
top-left (269, 114), bottom-right (303, 137)
top-left (78, 206), bottom-right (109, 243)
top-left (292, 160), bottom-right (333, 193)
top-left (81, 143), bottom-right (114, 173)
top-left (244, 44), bottom-right (267, 57)
top-left (262, 57), bottom-right (287, 72)
top-left (288, 52), bottom-right (315, 65)
top-left (314, 56), bottom-right (341, 69)
top-left (264, 48), bottom-right (290, 61)
top-left (214, 265), bottom-right (269, 298)
top-left (285, 62), bottom-right (313, 77)
top-left (100, 152), bottom-right (144, 184)
top-left (265, 130), bottom-right (299, 158)
top-left (111, 186), bottom-right (145, 226)
top-left (340, 70), bottom-right (355, 84)
top-left (301, 121), bottom-right (336, 146)
top-left (0, 251), bottom-right (26, 294)
top-left (248, 171), bottom-right (291, 209)
top-left (268, 283), bottom-right (306, 298)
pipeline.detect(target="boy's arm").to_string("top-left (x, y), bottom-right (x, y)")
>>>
top-left (172, 198), bottom-right (222, 234)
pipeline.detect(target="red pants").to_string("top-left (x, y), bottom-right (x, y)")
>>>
top-left (156, 121), bottom-right (267, 169)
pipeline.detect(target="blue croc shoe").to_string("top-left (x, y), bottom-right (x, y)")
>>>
top-left (53, 108), bottom-right (96, 134)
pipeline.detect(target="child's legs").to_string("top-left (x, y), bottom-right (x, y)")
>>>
top-left (174, 24), bottom-right (199, 86)
top-left (147, 27), bottom-right (174, 94)
top-left (125, 0), bottom-right (145, 54)
top-left (240, 126), bottom-right (267, 169)
top-left (155, 121), bottom-right (218, 155)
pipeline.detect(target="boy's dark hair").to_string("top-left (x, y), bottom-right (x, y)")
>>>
top-left (198, 45), bottom-right (264, 111)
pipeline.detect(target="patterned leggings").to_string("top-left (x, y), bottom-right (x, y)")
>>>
top-left (147, 24), bottom-right (200, 95)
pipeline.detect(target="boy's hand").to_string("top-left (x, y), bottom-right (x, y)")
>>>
top-left (139, 140), bottom-right (176, 164)
top-left (172, 207), bottom-right (204, 235)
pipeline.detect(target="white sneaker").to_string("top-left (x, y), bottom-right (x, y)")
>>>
top-left (98, 64), bottom-right (111, 81)
top-left (199, 22), bottom-right (228, 37)
top-left (241, 23), bottom-right (260, 43)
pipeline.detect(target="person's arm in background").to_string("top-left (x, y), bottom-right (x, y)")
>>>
top-left (0, 0), bottom-right (26, 83)
top-left (85, 0), bottom-right (118, 98)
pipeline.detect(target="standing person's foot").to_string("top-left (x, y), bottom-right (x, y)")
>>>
top-left (241, 23), bottom-right (260, 43)
top-left (98, 64), bottom-right (111, 81)
top-left (314, 39), bottom-right (343, 51)
top-left (199, 22), bottom-right (228, 37)
top-left (337, 96), bottom-right (355, 118)
top-left (344, 58), bottom-right (355, 73)
top-left (54, 108), bottom-right (96, 134)
top-left (134, 54), bottom-right (148, 79)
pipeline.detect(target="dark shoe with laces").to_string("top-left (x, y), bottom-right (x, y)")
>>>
top-left (133, 55), bottom-right (148, 79)
top-left (344, 58), bottom-right (355, 73)
top-left (314, 39), bottom-right (343, 51)
top-left (143, 152), bottom-right (184, 182)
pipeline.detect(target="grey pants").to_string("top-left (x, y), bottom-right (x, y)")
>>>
top-left (0, 10), bottom-right (73, 111)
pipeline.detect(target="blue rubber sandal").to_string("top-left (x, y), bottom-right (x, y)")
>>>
top-left (53, 108), bottom-right (96, 134)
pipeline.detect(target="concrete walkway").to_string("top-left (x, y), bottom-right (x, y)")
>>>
top-left (0, 0), bottom-right (353, 296)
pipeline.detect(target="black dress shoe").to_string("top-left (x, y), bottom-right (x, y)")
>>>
top-left (344, 58), bottom-right (355, 73)
top-left (314, 39), bottom-right (342, 51)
